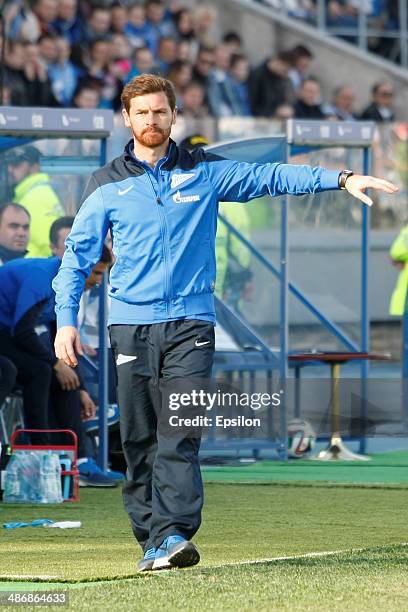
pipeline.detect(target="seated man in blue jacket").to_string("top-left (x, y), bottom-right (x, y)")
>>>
top-left (53, 74), bottom-right (398, 571)
top-left (0, 248), bottom-right (122, 486)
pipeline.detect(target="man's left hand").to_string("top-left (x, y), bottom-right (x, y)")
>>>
top-left (80, 390), bottom-right (97, 420)
top-left (345, 175), bottom-right (399, 206)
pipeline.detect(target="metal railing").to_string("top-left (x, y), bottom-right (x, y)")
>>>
top-left (260, 0), bottom-right (408, 67)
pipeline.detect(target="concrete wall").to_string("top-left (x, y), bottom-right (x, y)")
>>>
top-left (189, 0), bottom-right (408, 117)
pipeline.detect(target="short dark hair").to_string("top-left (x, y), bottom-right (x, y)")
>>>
top-left (372, 82), bottom-right (393, 95)
top-left (290, 44), bottom-right (313, 60)
top-left (49, 216), bottom-right (74, 246)
top-left (222, 31), bottom-right (242, 45)
top-left (100, 244), bottom-right (112, 264)
top-left (0, 203), bottom-right (31, 224)
top-left (121, 74), bottom-right (176, 112)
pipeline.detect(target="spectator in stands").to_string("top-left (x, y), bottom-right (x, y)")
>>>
top-left (173, 8), bottom-right (196, 47)
top-left (0, 357), bottom-right (17, 417)
top-left (179, 81), bottom-right (209, 119)
top-left (3, 42), bottom-right (27, 106)
top-left (287, 44), bottom-right (313, 92)
top-left (6, 0), bottom-right (58, 43)
top-left (324, 85), bottom-right (356, 120)
top-left (293, 77), bottom-right (327, 119)
top-left (53, 0), bottom-right (83, 46)
top-left (207, 43), bottom-right (236, 117)
top-left (145, 0), bottom-right (177, 55)
top-left (249, 52), bottom-right (294, 117)
top-left (110, 2), bottom-right (128, 35)
top-left (156, 36), bottom-right (179, 74)
top-left (6, 146), bottom-right (63, 257)
top-left (0, 204), bottom-right (30, 265)
top-left (167, 60), bottom-right (192, 108)
top-left (193, 5), bottom-right (217, 48)
top-left (86, 38), bottom-right (123, 111)
top-left (192, 45), bottom-right (214, 90)
top-left (326, 0), bottom-right (358, 32)
top-left (228, 54), bottom-right (252, 116)
top-left (84, 6), bottom-right (111, 43)
top-left (0, 248), bottom-right (122, 486)
top-left (360, 82), bottom-right (396, 122)
top-left (222, 31), bottom-right (243, 55)
top-left (124, 4), bottom-right (154, 51)
top-left (127, 46), bottom-right (158, 82)
top-left (48, 36), bottom-right (80, 106)
top-left (111, 34), bottom-right (132, 82)
top-left (72, 80), bottom-right (102, 108)
top-left (21, 41), bottom-right (59, 107)
top-left (38, 33), bottom-right (59, 69)
top-left (31, 0), bottom-right (59, 39)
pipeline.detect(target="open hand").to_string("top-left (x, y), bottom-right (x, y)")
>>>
top-left (345, 174), bottom-right (398, 206)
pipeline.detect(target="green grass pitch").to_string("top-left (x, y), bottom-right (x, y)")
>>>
top-left (0, 479), bottom-right (408, 610)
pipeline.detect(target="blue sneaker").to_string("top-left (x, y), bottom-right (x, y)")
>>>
top-left (152, 535), bottom-right (200, 570)
top-left (83, 404), bottom-right (120, 434)
top-left (78, 458), bottom-right (118, 487)
top-left (107, 468), bottom-right (125, 482)
top-left (137, 547), bottom-right (156, 572)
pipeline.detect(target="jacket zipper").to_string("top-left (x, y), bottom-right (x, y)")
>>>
top-left (145, 166), bottom-right (172, 316)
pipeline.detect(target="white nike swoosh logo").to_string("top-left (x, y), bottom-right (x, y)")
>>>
top-left (195, 340), bottom-right (211, 347)
top-left (118, 185), bottom-right (133, 196)
top-left (116, 354), bottom-right (138, 365)
top-left (171, 173), bottom-right (195, 189)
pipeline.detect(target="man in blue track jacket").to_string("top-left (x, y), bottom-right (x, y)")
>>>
top-left (53, 74), bottom-right (398, 572)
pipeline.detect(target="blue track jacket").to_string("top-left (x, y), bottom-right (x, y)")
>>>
top-left (53, 139), bottom-right (341, 327)
top-left (0, 257), bottom-right (60, 332)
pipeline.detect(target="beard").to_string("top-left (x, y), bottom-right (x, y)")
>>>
top-left (137, 125), bottom-right (171, 147)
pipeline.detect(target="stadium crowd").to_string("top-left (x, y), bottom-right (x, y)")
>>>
top-left (0, 0), bottom-right (399, 120)
top-left (258, 1), bottom-right (401, 62)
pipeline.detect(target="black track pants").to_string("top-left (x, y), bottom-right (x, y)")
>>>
top-left (109, 319), bottom-right (214, 551)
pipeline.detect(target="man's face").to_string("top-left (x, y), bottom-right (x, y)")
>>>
top-left (58, 0), bottom-right (77, 21)
top-left (135, 48), bottom-right (154, 73)
top-left (0, 207), bottom-right (30, 252)
top-left (269, 58), bottom-right (289, 78)
top-left (74, 87), bottom-right (100, 109)
top-left (299, 80), bottom-right (321, 106)
top-left (182, 85), bottom-right (203, 111)
top-left (90, 9), bottom-right (111, 34)
top-left (50, 226), bottom-right (71, 258)
top-left (122, 91), bottom-right (176, 148)
top-left (85, 262), bottom-right (108, 290)
top-left (374, 85), bottom-right (394, 108)
top-left (146, 2), bottom-right (164, 24)
top-left (195, 50), bottom-right (214, 77)
top-left (231, 59), bottom-right (249, 82)
top-left (334, 87), bottom-right (355, 112)
top-left (158, 38), bottom-right (178, 64)
top-left (8, 161), bottom-right (32, 184)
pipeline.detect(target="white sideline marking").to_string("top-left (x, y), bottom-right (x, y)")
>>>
top-left (2, 544), bottom-right (407, 583)
top-left (0, 575), bottom-right (60, 580)
top-left (151, 542), bottom-right (408, 575)
top-left (208, 542), bottom-right (408, 570)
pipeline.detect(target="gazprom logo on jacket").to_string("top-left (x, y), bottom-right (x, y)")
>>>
top-left (173, 191), bottom-right (200, 204)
